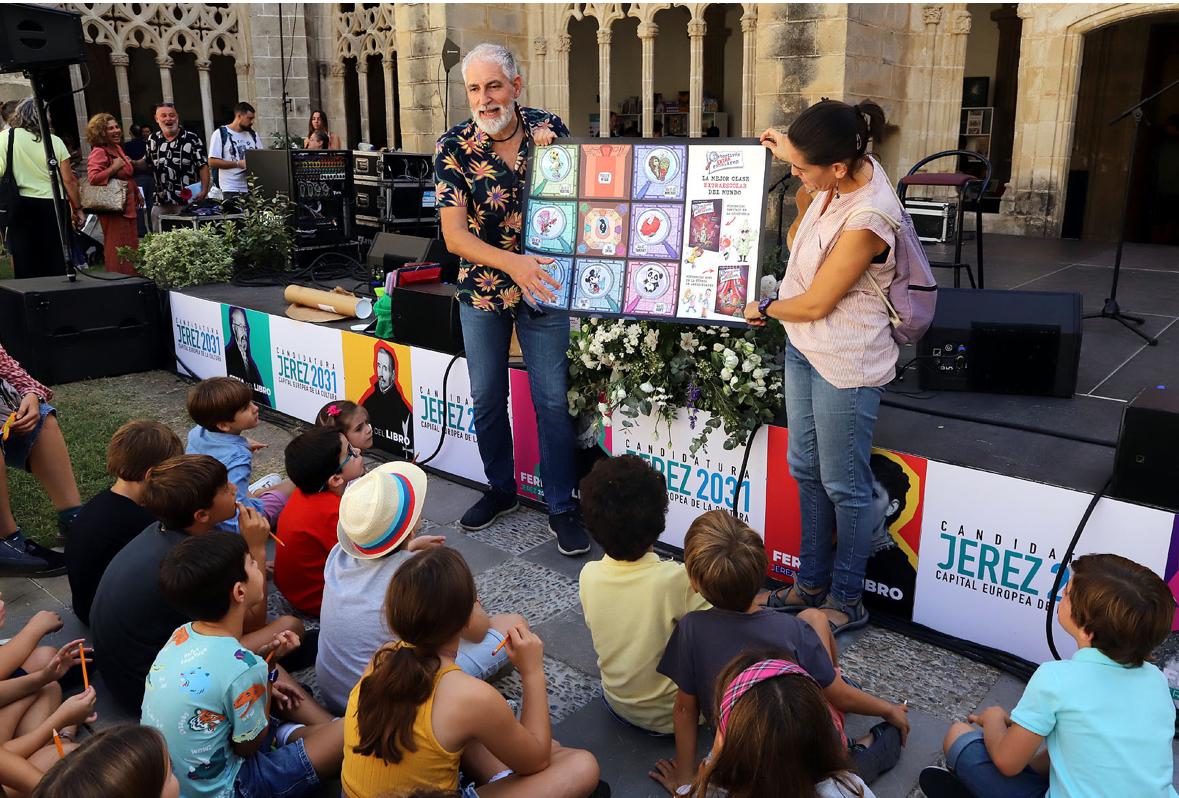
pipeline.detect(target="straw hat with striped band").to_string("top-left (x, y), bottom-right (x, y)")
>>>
top-left (337, 461), bottom-right (427, 560)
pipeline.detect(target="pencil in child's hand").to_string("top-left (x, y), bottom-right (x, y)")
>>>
top-left (269, 532), bottom-right (286, 548)
top-left (492, 636), bottom-right (509, 656)
top-left (52, 729), bottom-right (65, 758)
top-left (78, 642), bottom-right (89, 690)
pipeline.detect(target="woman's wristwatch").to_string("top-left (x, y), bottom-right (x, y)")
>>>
top-left (758, 296), bottom-right (776, 318)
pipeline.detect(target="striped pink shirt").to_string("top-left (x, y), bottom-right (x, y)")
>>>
top-left (777, 156), bottom-right (901, 389)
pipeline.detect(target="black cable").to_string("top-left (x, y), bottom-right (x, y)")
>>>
top-left (730, 423), bottom-right (763, 520)
top-left (415, 348), bottom-right (465, 468)
top-left (1045, 473), bottom-right (1113, 660)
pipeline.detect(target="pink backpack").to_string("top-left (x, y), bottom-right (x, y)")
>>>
top-left (842, 168), bottom-right (938, 345)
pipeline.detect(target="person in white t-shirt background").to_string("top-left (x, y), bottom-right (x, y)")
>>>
top-left (208, 101), bottom-right (260, 209)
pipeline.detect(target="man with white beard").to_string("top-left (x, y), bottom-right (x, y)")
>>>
top-left (434, 43), bottom-right (590, 556)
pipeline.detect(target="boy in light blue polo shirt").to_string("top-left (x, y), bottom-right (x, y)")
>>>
top-left (927, 553), bottom-right (1177, 798)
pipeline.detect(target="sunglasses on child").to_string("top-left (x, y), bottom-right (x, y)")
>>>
top-left (321, 444), bottom-right (361, 491)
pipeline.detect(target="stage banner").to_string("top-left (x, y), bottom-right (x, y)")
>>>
top-left (169, 293), bottom-right (226, 380)
top-left (343, 334), bottom-right (414, 460)
top-left (522, 139), bottom-right (770, 327)
top-left (912, 461), bottom-right (1177, 663)
top-left (1165, 515), bottom-right (1179, 630)
top-left (612, 409), bottom-right (769, 550)
top-left (220, 305), bottom-right (275, 408)
top-left (410, 348), bottom-right (490, 484)
top-left (509, 369), bottom-right (546, 505)
top-left (266, 316), bottom-right (345, 423)
top-left (762, 427), bottom-right (929, 620)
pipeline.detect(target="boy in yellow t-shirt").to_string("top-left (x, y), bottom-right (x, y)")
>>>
top-left (578, 455), bottom-right (709, 734)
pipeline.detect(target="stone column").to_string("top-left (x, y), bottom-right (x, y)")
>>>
top-left (110, 53), bottom-right (134, 134)
top-left (197, 59), bottom-right (215, 141)
top-left (740, 11), bottom-right (757, 137)
top-left (919, 6), bottom-right (942, 158)
top-left (157, 55), bottom-right (175, 104)
top-left (356, 60), bottom-right (371, 144)
top-left (688, 19), bottom-right (706, 138)
top-left (596, 28), bottom-right (612, 139)
top-left (638, 22), bottom-right (658, 138)
top-left (235, 61), bottom-right (252, 105)
top-left (554, 34), bottom-right (572, 124)
top-left (532, 37), bottom-right (547, 113)
top-left (68, 64), bottom-right (89, 157)
top-left (329, 63), bottom-right (347, 147)
top-left (383, 56), bottom-right (397, 149)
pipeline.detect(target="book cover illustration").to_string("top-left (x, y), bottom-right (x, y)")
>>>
top-left (579, 144), bottom-right (632, 200)
top-left (633, 144), bottom-right (687, 201)
top-left (529, 144), bottom-right (579, 198)
top-left (676, 256), bottom-right (716, 321)
top-left (713, 263), bottom-right (750, 317)
top-left (630, 203), bottom-right (683, 260)
top-left (688, 199), bottom-right (722, 252)
top-left (571, 258), bottom-right (626, 313)
top-left (577, 202), bottom-right (630, 258)
top-left (525, 201), bottom-right (575, 255)
top-left (524, 251), bottom-right (573, 310)
top-left (624, 260), bottom-right (679, 317)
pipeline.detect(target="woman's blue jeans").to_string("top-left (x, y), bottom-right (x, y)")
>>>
top-left (782, 338), bottom-right (883, 607)
top-left (458, 302), bottom-right (578, 515)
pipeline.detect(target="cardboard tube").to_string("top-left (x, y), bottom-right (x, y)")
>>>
top-left (284, 285), bottom-right (373, 319)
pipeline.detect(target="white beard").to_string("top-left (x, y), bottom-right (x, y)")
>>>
top-left (473, 101), bottom-right (516, 136)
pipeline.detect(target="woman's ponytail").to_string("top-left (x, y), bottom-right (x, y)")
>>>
top-left (354, 643), bottom-right (436, 762)
top-left (788, 98), bottom-right (888, 169)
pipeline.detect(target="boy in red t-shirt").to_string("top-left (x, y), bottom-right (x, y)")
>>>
top-left (274, 428), bottom-right (366, 615)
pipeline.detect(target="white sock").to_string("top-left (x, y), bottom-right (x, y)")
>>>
top-left (275, 722), bottom-right (304, 746)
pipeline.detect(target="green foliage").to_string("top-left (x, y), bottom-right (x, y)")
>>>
top-left (568, 319), bottom-right (785, 455)
top-left (270, 131), bottom-right (303, 150)
top-left (218, 178), bottom-right (294, 273)
top-left (118, 226), bottom-right (232, 289)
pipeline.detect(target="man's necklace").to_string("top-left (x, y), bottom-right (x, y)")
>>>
top-left (487, 113), bottom-right (521, 143)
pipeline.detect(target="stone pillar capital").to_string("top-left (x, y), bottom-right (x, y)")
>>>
top-left (533, 36), bottom-right (547, 56)
top-left (688, 20), bottom-right (707, 38)
top-left (740, 13), bottom-right (757, 34)
top-left (196, 59), bottom-right (212, 71)
top-left (235, 61), bottom-right (250, 76)
top-left (596, 29), bottom-right (612, 46)
top-left (922, 5), bottom-right (943, 27)
top-left (951, 10), bottom-right (972, 35)
top-left (330, 63), bottom-right (347, 78)
top-left (356, 61), bottom-right (368, 75)
top-left (156, 55), bottom-right (174, 69)
top-left (110, 53), bottom-right (130, 67)
top-left (638, 22), bottom-right (659, 39)
top-left (556, 34), bottom-right (572, 53)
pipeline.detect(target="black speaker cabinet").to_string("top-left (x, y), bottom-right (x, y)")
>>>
top-left (0, 276), bottom-right (164, 385)
top-left (1112, 385), bottom-right (1179, 511)
top-left (391, 282), bottom-right (464, 356)
top-left (0, 5), bottom-right (84, 72)
top-left (917, 288), bottom-right (1082, 397)
top-left (366, 232), bottom-right (457, 280)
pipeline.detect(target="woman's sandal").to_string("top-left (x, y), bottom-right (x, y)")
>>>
top-left (764, 583), bottom-right (827, 613)
top-left (821, 599), bottom-right (870, 636)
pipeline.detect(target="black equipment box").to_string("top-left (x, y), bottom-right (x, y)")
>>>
top-left (1112, 385), bottom-right (1179, 511)
top-left (904, 198), bottom-right (958, 244)
top-left (247, 149), bottom-right (354, 244)
top-left (352, 151), bottom-right (433, 183)
top-left (366, 232), bottom-right (457, 281)
top-left (0, 276), bottom-right (163, 385)
top-left (917, 288), bottom-right (1082, 398)
top-left (0, 4), bottom-right (85, 72)
top-left (391, 282), bottom-right (464, 356)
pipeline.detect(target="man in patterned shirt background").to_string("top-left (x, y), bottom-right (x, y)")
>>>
top-left (144, 101), bottom-right (210, 232)
top-left (434, 43), bottom-right (590, 557)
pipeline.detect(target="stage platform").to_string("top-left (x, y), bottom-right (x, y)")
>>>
top-left (185, 233), bottom-right (1179, 498)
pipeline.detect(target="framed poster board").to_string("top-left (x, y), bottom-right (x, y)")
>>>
top-left (523, 138), bottom-right (772, 327)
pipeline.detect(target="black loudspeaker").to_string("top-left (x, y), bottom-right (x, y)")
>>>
top-left (0, 5), bottom-right (84, 73)
top-left (366, 232), bottom-right (457, 279)
top-left (391, 282), bottom-right (464, 355)
top-left (1112, 385), bottom-right (1179, 511)
top-left (0, 276), bottom-right (163, 385)
top-left (917, 288), bottom-right (1082, 398)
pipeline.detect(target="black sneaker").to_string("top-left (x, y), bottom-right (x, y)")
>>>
top-left (460, 490), bottom-right (520, 531)
top-left (918, 766), bottom-right (973, 798)
top-left (0, 532), bottom-right (59, 577)
top-left (549, 510), bottom-right (591, 557)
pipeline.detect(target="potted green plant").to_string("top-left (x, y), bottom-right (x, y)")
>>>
top-left (218, 177), bottom-right (295, 274)
top-left (117, 226), bottom-right (233, 289)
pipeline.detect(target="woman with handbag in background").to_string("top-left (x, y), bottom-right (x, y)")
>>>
top-left (0, 98), bottom-right (84, 278)
top-left (85, 112), bottom-right (142, 275)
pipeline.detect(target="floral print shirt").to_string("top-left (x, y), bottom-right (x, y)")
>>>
top-left (145, 128), bottom-right (208, 205)
top-left (434, 106), bottom-right (569, 314)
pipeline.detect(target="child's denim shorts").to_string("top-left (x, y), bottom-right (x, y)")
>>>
top-left (947, 729), bottom-right (1048, 798)
top-left (234, 721), bottom-right (319, 798)
top-left (1, 402), bottom-right (54, 471)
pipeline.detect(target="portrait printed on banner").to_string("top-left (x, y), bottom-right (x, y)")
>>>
top-left (223, 305), bottom-right (273, 407)
top-left (360, 342), bottom-right (414, 459)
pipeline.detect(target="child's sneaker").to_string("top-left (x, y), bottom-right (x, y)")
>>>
top-left (250, 472), bottom-right (283, 493)
top-left (919, 766), bottom-right (973, 798)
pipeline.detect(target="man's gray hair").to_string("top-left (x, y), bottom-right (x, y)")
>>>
top-left (461, 43), bottom-right (520, 83)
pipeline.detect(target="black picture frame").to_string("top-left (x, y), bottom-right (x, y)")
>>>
top-left (962, 76), bottom-right (990, 108)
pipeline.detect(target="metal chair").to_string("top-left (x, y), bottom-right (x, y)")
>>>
top-left (898, 150), bottom-right (992, 288)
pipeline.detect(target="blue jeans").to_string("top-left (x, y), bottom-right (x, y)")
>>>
top-left (948, 730), bottom-right (1049, 798)
top-left (234, 721), bottom-right (319, 798)
top-left (456, 628), bottom-right (511, 681)
top-left (782, 339), bottom-right (883, 607)
top-left (1, 402), bottom-right (54, 472)
top-left (458, 303), bottom-right (577, 515)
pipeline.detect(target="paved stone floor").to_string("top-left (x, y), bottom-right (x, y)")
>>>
top-left (5, 370), bottom-right (1179, 797)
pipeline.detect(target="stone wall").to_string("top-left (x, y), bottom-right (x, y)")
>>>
top-left (244, 4), bottom-right (312, 143)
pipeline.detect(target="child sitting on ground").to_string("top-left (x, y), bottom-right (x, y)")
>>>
top-left (184, 377), bottom-right (294, 531)
top-left (0, 599), bottom-right (97, 796)
top-left (89, 455), bottom-right (303, 716)
top-left (274, 428), bottom-right (367, 616)
top-left (66, 419), bottom-right (183, 625)
top-left (578, 455), bottom-right (709, 734)
top-left (690, 649), bottom-right (876, 798)
top-left (921, 553), bottom-right (1178, 798)
top-left (652, 510), bottom-right (908, 794)
top-left (30, 723), bottom-right (178, 798)
top-left (144, 532), bottom-right (344, 798)
top-left (316, 462), bottom-right (522, 715)
top-left (341, 546), bottom-right (603, 798)
top-left (316, 400), bottom-right (374, 452)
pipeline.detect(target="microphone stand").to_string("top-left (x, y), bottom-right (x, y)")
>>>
top-left (1082, 77), bottom-right (1179, 347)
top-left (27, 70), bottom-right (77, 281)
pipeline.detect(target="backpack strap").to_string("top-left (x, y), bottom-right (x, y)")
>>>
top-left (842, 206), bottom-right (902, 328)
